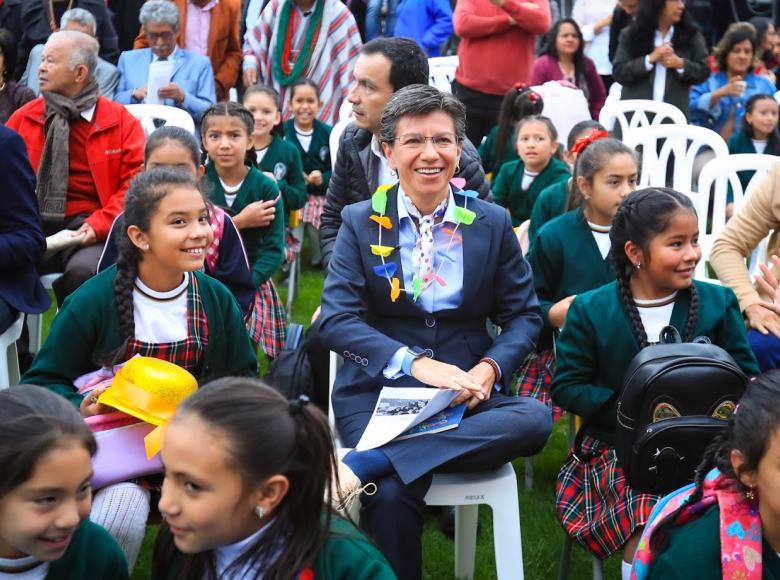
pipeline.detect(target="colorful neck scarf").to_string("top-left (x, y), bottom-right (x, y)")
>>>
top-left (271, 0), bottom-right (325, 86)
top-left (632, 469), bottom-right (762, 580)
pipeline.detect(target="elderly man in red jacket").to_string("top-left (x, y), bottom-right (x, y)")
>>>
top-left (452, 0), bottom-right (551, 145)
top-left (7, 30), bottom-right (144, 306)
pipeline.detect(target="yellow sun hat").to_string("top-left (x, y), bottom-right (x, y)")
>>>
top-left (98, 357), bottom-right (198, 458)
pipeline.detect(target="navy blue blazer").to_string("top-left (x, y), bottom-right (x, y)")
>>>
top-left (0, 125), bottom-right (49, 315)
top-left (319, 185), bottom-right (542, 435)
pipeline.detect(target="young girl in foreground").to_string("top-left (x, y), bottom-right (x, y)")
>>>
top-left (22, 169), bottom-right (258, 568)
top-left (284, 78), bottom-right (333, 267)
top-left (631, 370), bottom-right (780, 579)
top-left (153, 378), bottom-right (396, 580)
top-left (492, 115), bottom-right (570, 227)
top-left (0, 385), bottom-right (128, 579)
top-left (519, 136), bottom-right (638, 417)
top-left (200, 102), bottom-right (287, 358)
top-left (551, 188), bottom-right (759, 580)
top-left (728, 93), bottom-right (780, 191)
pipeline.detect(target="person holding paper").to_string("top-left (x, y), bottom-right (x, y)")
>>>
top-left (114, 0), bottom-right (216, 124)
top-left (319, 84), bottom-right (552, 580)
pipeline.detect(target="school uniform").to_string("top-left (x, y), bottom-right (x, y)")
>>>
top-left (255, 134), bottom-right (308, 221)
top-left (478, 125), bottom-right (519, 177)
top-left (528, 178), bottom-right (570, 243)
top-left (550, 280), bottom-right (758, 558)
top-left (727, 130), bottom-right (780, 192)
top-left (284, 118), bottom-right (333, 231)
top-left (492, 156), bottom-right (571, 227)
top-left (204, 163), bottom-right (287, 357)
top-left (22, 267), bottom-right (258, 407)
top-left (518, 210), bottom-right (615, 418)
top-left (0, 521), bottom-right (129, 580)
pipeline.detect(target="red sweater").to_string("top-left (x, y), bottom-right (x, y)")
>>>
top-left (454, 0), bottom-right (551, 96)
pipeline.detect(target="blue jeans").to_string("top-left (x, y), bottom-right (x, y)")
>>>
top-left (365, 0), bottom-right (398, 40)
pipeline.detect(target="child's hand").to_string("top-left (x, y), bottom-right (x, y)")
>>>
top-left (548, 295), bottom-right (576, 329)
top-left (234, 199), bottom-right (277, 229)
top-left (308, 170), bottom-right (323, 186)
top-left (751, 255), bottom-right (780, 337)
top-left (79, 386), bottom-right (111, 418)
top-left (649, 43), bottom-right (673, 64)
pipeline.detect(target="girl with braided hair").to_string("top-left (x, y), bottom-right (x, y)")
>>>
top-left (632, 370), bottom-right (780, 579)
top-left (22, 168), bottom-right (258, 570)
top-left (551, 187), bottom-right (758, 580)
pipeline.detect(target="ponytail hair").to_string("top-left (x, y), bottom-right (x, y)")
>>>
top-left (243, 84), bottom-right (286, 137)
top-left (610, 188), bottom-right (699, 348)
top-left (199, 101), bottom-right (257, 168)
top-left (153, 378), bottom-right (336, 580)
top-left (103, 168), bottom-right (204, 365)
top-left (0, 385), bottom-right (96, 497)
top-left (650, 370), bottom-right (780, 556)
top-left (494, 84), bottom-right (544, 165)
top-left (567, 137), bottom-right (637, 211)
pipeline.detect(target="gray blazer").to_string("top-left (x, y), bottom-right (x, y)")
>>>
top-left (21, 43), bottom-right (120, 99)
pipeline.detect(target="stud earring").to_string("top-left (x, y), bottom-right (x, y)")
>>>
top-left (745, 487), bottom-right (756, 502)
top-left (635, 262), bottom-right (641, 270)
top-left (255, 506), bottom-right (267, 519)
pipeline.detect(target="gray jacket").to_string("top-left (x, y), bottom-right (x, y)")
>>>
top-left (21, 44), bottom-right (120, 99)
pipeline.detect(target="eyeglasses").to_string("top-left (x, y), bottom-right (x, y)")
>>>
top-left (393, 133), bottom-right (460, 150)
top-left (147, 30), bottom-right (176, 42)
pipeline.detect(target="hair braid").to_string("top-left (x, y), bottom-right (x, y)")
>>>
top-left (618, 269), bottom-right (648, 349)
top-left (683, 283), bottom-right (699, 342)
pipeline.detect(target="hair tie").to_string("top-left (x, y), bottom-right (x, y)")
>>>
top-left (571, 129), bottom-right (609, 156)
top-left (289, 394), bottom-right (310, 415)
top-left (514, 82), bottom-right (527, 92)
top-left (527, 91), bottom-right (541, 102)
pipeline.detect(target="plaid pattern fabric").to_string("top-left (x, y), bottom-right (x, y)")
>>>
top-left (555, 435), bottom-right (660, 559)
top-left (126, 275), bottom-right (209, 375)
top-left (285, 227), bottom-right (301, 264)
top-left (205, 204), bottom-right (226, 273)
top-left (514, 349), bottom-right (564, 421)
top-left (248, 279), bottom-right (287, 357)
top-left (300, 194), bottom-right (326, 229)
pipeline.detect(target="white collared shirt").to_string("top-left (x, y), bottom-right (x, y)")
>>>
top-left (370, 135), bottom-right (396, 188)
top-left (80, 104), bottom-right (96, 123)
top-left (152, 46), bottom-right (178, 63)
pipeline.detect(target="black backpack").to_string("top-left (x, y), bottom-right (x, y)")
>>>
top-left (614, 327), bottom-right (748, 495)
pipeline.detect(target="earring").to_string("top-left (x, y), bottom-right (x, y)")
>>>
top-left (143, 244), bottom-right (149, 251)
top-left (255, 506), bottom-right (267, 519)
top-left (635, 262), bottom-right (641, 270)
top-left (454, 163), bottom-right (461, 174)
top-left (745, 487), bottom-right (756, 502)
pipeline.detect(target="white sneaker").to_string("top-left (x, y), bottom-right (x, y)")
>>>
top-left (330, 448), bottom-right (377, 523)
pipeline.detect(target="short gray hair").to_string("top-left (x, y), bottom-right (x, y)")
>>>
top-left (379, 84), bottom-right (467, 145)
top-left (48, 30), bottom-right (98, 77)
top-left (61, 8), bottom-right (97, 36)
top-left (139, 0), bottom-right (180, 30)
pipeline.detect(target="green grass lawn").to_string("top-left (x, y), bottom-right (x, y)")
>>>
top-left (39, 239), bottom-right (623, 579)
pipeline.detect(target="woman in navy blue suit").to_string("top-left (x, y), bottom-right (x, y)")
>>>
top-left (0, 125), bottom-right (49, 338)
top-left (319, 84), bottom-right (552, 580)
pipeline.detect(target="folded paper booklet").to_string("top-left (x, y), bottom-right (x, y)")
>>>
top-left (45, 229), bottom-right (86, 257)
top-left (355, 387), bottom-right (464, 451)
top-left (396, 403), bottom-right (467, 441)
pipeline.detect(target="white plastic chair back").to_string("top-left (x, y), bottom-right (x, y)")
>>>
top-left (515, 220), bottom-right (531, 256)
top-left (696, 155), bottom-right (779, 283)
top-left (622, 124), bottom-right (728, 191)
top-left (428, 55), bottom-right (458, 93)
top-left (530, 81), bottom-right (592, 147)
top-left (329, 118), bottom-right (351, 171)
top-left (598, 99), bottom-right (687, 135)
top-left (338, 98), bottom-right (353, 122)
top-left (125, 104), bottom-right (196, 136)
top-left (0, 313), bottom-right (25, 388)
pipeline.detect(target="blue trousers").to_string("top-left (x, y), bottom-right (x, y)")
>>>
top-left (338, 394), bottom-right (551, 580)
top-left (364, 0), bottom-right (398, 40)
top-left (748, 329), bottom-right (780, 372)
top-left (0, 296), bottom-right (17, 334)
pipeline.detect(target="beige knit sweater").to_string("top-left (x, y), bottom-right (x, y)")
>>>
top-left (710, 160), bottom-right (780, 312)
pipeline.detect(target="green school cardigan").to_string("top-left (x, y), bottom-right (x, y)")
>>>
top-left (22, 267), bottom-right (259, 406)
top-left (478, 125), bottom-right (519, 176)
top-left (528, 178), bottom-right (571, 243)
top-left (527, 210), bottom-right (615, 349)
top-left (44, 521), bottom-right (128, 580)
top-left (205, 163), bottom-right (285, 286)
top-left (492, 156), bottom-right (571, 227)
top-left (283, 118), bottom-right (333, 196)
top-left (257, 135), bottom-right (307, 220)
top-left (649, 504), bottom-right (780, 579)
top-left (551, 280), bottom-right (759, 443)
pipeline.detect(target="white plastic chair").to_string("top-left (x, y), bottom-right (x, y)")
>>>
top-left (26, 273), bottom-right (63, 354)
top-left (696, 155), bottom-right (779, 284)
top-left (428, 55), bottom-right (458, 93)
top-left (329, 118), bottom-right (351, 171)
top-left (124, 104), bottom-right (196, 136)
top-left (515, 220), bottom-right (531, 256)
top-left (338, 99), bottom-right (353, 122)
top-left (0, 313), bottom-right (25, 388)
top-left (622, 124), bottom-right (729, 192)
top-left (598, 99), bottom-right (687, 135)
top-left (328, 351), bottom-right (525, 579)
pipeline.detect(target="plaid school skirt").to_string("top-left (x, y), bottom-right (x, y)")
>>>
top-left (555, 435), bottom-right (660, 559)
top-left (247, 279), bottom-right (287, 358)
top-left (514, 349), bottom-right (564, 421)
top-left (300, 194), bottom-right (325, 229)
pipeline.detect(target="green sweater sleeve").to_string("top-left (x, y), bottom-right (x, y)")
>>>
top-left (491, 161), bottom-right (514, 208)
top-left (315, 519), bottom-right (398, 580)
top-left (527, 232), bottom-right (558, 326)
top-left (249, 180), bottom-right (286, 285)
top-left (479, 128), bottom-right (497, 174)
top-left (281, 146), bottom-right (307, 212)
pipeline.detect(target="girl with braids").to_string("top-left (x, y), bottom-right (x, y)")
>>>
top-left (518, 135), bottom-right (638, 419)
top-left (200, 102), bottom-right (288, 358)
top-left (0, 386), bottom-right (128, 579)
top-left (22, 168), bottom-right (258, 570)
top-left (632, 370), bottom-right (780, 579)
top-left (551, 187), bottom-right (758, 580)
top-left (152, 378), bottom-right (396, 580)
top-left (478, 84), bottom-right (545, 177)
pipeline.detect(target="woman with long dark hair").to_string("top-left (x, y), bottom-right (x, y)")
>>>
top-left (532, 18), bottom-right (606, 119)
top-left (612, 0), bottom-right (709, 119)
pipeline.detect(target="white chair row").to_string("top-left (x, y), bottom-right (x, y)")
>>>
top-left (428, 55), bottom-right (458, 94)
top-left (0, 313), bottom-right (25, 389)
top-left (124, 103), bottom-right (196, 136)
top-left (327, 351), bottom-right (525, 579)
